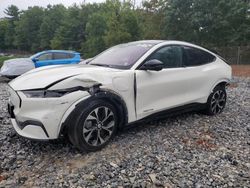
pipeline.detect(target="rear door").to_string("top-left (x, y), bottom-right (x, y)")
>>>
top-left (181, 46), bottom-right (217, 103)
top-left (51, 52), bottom-right (74, 65)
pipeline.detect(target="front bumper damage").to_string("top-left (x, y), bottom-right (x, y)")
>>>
top-left (7, 86), bottom-right (91, 140)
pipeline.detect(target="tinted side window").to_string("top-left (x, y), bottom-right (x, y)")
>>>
top-left (53, 53), bottom-right (71, 60)
top-left (38, 53), bottom-right (53, 61)
top-left (147, 46), bottom-right (183, 68)
top-left (183, 47), bottom-right (215, 66)
top-left (68, 53), bottom-right (75, 58)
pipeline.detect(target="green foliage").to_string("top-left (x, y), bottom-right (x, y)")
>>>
top-left (14, 6), bottom-right (44, 51)
top-left (39, 5), bottom-right (67, 49)
top-left (103, 0), bottom-right (141, 47)
top-left (82, 13), bottom-right (107, 57)
top-left (82, 0), bottom-right (142, 58)
top-left (4, 5), bottom-right (20, 49)
top-left (51, 3), bottom-right (99, 51)
top-left (164, 0), bottom-right (250, 46)
top-left (0, 0), bottom-right (249, 57)
top-left (4, 5), bottom-right (20, 19)
top-left (139, 0), bottom-right (166, 39)
top-left (0, 20), bottom-right (8, 49)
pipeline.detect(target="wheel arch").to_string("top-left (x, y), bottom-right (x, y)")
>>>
top-left (210, 79), bottom-right (230, 93)
top-left (59, 89), bottom-right (128, 137)
top-left (89, 89), bottom-right (129, 129)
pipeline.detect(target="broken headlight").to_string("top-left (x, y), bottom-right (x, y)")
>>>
top-left (22, 86), bottom-right (88, 98)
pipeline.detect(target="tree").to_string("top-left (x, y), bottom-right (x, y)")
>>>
top-left (164, 0), bottom-right (197, 42)
top-left (0, 0), bottom-right (249, 54)
top-left (82, 13), bottom-right (107, 57)
top-left (81, 0), bottom-right (142, 57)
top-left (191, 0), bottom-right (250, 46)
top-left (103, 0), bottom-right (141, 47)
top-left (39, 5), bottom-right (66, 49)
top-left (121, 10), bottom-right (141, 41)
top-left (0, 19), bottom-right (8, 50)
top-left (51, 5), bottom-right (85, 50)
top-left (15, 6), bottom-right (44, 51)
top-left (139, 0), bottom-right (166, 39)
top-left (4, 5), bottom-right (20, 49)
top-left (4, 5), bottom-right (20, 19)
top-left (164, 0), bottom-right (250, 46)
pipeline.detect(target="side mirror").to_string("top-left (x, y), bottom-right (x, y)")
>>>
top-left (140, 59), bottom-right (164, 71)
top-left (32, 58), bottom-right (39, 62)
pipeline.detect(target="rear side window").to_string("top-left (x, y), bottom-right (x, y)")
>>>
top-left (183, 46), bottom-right (215, 66)
top-left (53, 53), bottom-right (73, 60)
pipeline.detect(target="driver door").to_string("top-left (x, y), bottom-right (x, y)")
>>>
top-left (135, 45), bottom-right (193, 120)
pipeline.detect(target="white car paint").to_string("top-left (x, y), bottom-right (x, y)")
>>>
top-left (8, 40), bottom-right (232, 141)
top-left (135, 59), bottom-right (230, 119)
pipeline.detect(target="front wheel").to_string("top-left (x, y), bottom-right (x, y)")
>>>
top-left (68, 100), bottom-right (118, 152)
top-left (205, 86), bottom-right (227, 115)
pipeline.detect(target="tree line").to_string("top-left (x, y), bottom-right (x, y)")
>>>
top-left (0, 0), bottom-right (249, 58)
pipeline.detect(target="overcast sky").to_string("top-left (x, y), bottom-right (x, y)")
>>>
top-left (0, 0), bottom-right (106, 18)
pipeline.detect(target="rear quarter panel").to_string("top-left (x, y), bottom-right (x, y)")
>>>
top-left (206, 58), bottom-right (232, 99)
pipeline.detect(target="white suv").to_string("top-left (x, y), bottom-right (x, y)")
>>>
top-left (8, 40), bottom-right (232, 151)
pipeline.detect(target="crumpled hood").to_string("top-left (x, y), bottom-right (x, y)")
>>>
top-left (9, 64), bottom-right (122, 90)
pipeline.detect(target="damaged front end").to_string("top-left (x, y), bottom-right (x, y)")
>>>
top-left (8, 76), bottom-right (104, 140)
top-left (19, 74), bottom-right (105, 99)
top-left (22, 84), bottom-right (102, 98)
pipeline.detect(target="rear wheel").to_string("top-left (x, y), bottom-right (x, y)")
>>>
top-left (68, 100), bottom-right (118, 152)
top-left (205, 85), bottom-right (227, 115)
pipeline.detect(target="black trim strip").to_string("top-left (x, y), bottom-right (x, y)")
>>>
top-left (134, 72), bottom-right (137, 118)
top-left (127, 103), bottom-right (207, 126)
top-left (8, 103), bottom-right (15, 118)
top-left (17, 120), bottom-right (49, 138)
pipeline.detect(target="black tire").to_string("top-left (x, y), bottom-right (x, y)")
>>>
top-left (67, 99), bottom-right (118, 152)
top-left (205, 85), bottom-right (227, 115)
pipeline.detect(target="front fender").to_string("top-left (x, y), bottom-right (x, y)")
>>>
top-left (58, 90), bottom-right (128, 137)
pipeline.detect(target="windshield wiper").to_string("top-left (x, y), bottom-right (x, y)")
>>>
top-left (91, 63), bottom-right (111, 67)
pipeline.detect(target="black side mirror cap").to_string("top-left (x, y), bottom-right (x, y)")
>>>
top-left (140, 59), bottom-right (164, 71)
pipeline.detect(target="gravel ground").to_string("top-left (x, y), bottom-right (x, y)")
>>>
top-left (0, 77), bottom-right (249, 188)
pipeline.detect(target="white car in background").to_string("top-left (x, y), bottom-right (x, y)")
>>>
top-left (8, 40), bottom-right (232, 152)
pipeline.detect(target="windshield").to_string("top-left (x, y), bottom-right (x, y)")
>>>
top-left (89, 43), bottom-right (155, 69)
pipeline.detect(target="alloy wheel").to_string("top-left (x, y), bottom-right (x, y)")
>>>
top-left (83, 106), bottom-right (115, 146)
top-left (210, 90), bottom-right (226, 114)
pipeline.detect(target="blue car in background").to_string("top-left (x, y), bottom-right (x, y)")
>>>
top-left (31, 50), bottom-right (81, 67)
top-left (0, 50), bottom-right (82, 78)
